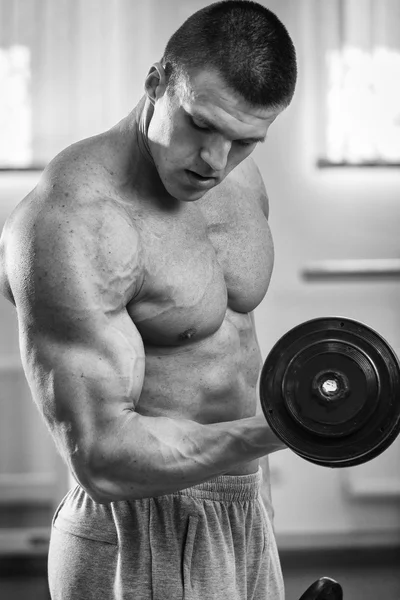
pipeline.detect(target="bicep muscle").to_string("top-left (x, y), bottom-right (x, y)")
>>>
top-left (7, 196), bottom-right (146, 479)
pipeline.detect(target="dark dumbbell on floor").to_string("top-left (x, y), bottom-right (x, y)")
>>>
top-left (298, 576), bottom-right (343, 600)
top-left (260, 317), bottom-right (400, 468)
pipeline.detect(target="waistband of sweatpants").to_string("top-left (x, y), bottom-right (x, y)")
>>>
top-left (172, 467), bottom-right (262, 502)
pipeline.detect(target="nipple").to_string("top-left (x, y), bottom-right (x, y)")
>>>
top-left (179, 327), bottom-right (197, 341)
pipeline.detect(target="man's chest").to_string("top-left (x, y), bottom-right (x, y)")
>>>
top-left (200, 192), bottom-right (274, 311)
top-left (127, 194), bottom-right (274, 345)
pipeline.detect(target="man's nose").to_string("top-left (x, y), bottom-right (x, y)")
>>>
top-left (200, 135), bottom-right (232, 172)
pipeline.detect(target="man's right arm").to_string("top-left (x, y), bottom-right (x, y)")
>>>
top-left (3, 192), bottom-right (284, 503)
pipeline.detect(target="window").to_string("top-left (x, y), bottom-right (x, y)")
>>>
top-left (317, 0), bottom-right (400, 166)
top-left (0, 45), bottom-right (32, 167)
top-left (0, 0), bottom-right (150, 170)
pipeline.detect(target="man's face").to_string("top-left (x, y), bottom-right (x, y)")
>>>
top-left (147, 68), bottom-right (284, 202)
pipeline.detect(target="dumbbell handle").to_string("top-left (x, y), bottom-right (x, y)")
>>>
top-left (298, 576), bottom-right (343, 600)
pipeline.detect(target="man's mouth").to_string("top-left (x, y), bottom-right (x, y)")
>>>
top-left (185, 170), bottom-right (217, 187)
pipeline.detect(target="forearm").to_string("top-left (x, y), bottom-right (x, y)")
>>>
top-left (87, 412), bottom-right (285, 502)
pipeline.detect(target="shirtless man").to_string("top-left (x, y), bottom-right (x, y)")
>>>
top-left (0, 2), bottom-right (296, 598)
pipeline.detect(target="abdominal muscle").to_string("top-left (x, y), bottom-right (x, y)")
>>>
top-left (135, 308), bottom-right (262, 476)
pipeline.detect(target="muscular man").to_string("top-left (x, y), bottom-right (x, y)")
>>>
top-left (0, 2), bottom-right (296, 598)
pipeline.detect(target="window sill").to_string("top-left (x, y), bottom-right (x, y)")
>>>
top-left (317, 159), bottom-right (400, 169)
top-left (0, 166), bottom-right (45, 172)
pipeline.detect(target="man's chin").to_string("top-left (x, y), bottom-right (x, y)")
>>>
top-left (179, 190), bottom-right (209, 202)
top-left (168, 184), bottom-right (210, 203)
top-left (161, 171), bottom-right (219, 202)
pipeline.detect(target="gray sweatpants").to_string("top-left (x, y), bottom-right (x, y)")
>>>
top-left (48, 468), bottom-right (284, 599)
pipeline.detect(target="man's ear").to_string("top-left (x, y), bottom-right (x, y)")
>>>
top-left (145, 62), bottom-right (167, 105)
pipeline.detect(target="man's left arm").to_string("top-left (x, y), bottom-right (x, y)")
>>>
top-left (246, 156), bottom-right (276, 524)
top-left (250, 309), bottom-right (276, 526)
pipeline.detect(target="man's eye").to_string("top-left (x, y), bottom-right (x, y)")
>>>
top-left (235, 139), bottom-right (256, 148)
top-left (191, 120), bottom-right (209, 131)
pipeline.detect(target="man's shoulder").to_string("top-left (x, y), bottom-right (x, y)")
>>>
top-left (219, 157), bottom-right (270, 218)
top-left (37, 136), bottom-right (114, 208)
top-left (2, 141), bottom-right (142, 282)
top-left (6, 138), bottom-right (137, 241)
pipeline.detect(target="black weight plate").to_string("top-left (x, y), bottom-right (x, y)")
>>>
top-left (283, 342), bottom-right (379, 437)
top-left (260, 317), bottom-right (400, 467)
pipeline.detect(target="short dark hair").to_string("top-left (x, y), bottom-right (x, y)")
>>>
top-left (162, 0), bottom-right (297, 109)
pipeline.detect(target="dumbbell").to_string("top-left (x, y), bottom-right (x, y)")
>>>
top-left (298, 577), bottom-right (343, 600)
top-left (260, 317), bottom-right (400, 467)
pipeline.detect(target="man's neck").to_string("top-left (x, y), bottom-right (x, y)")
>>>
top-left (135, 96), bottom-right (155, 167)
top-left (115, 97), bottom-right (175, 204)
top-left (112, 97), bottom-right (158, 188)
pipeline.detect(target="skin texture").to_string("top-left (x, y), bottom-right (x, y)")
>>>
top-left (0, 63), bottom-right (286, 501)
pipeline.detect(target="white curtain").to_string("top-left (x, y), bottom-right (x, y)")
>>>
top-left (318, 0), bottom-right (400, 164)
top-left (0, 0), bottom-right (152, 167)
